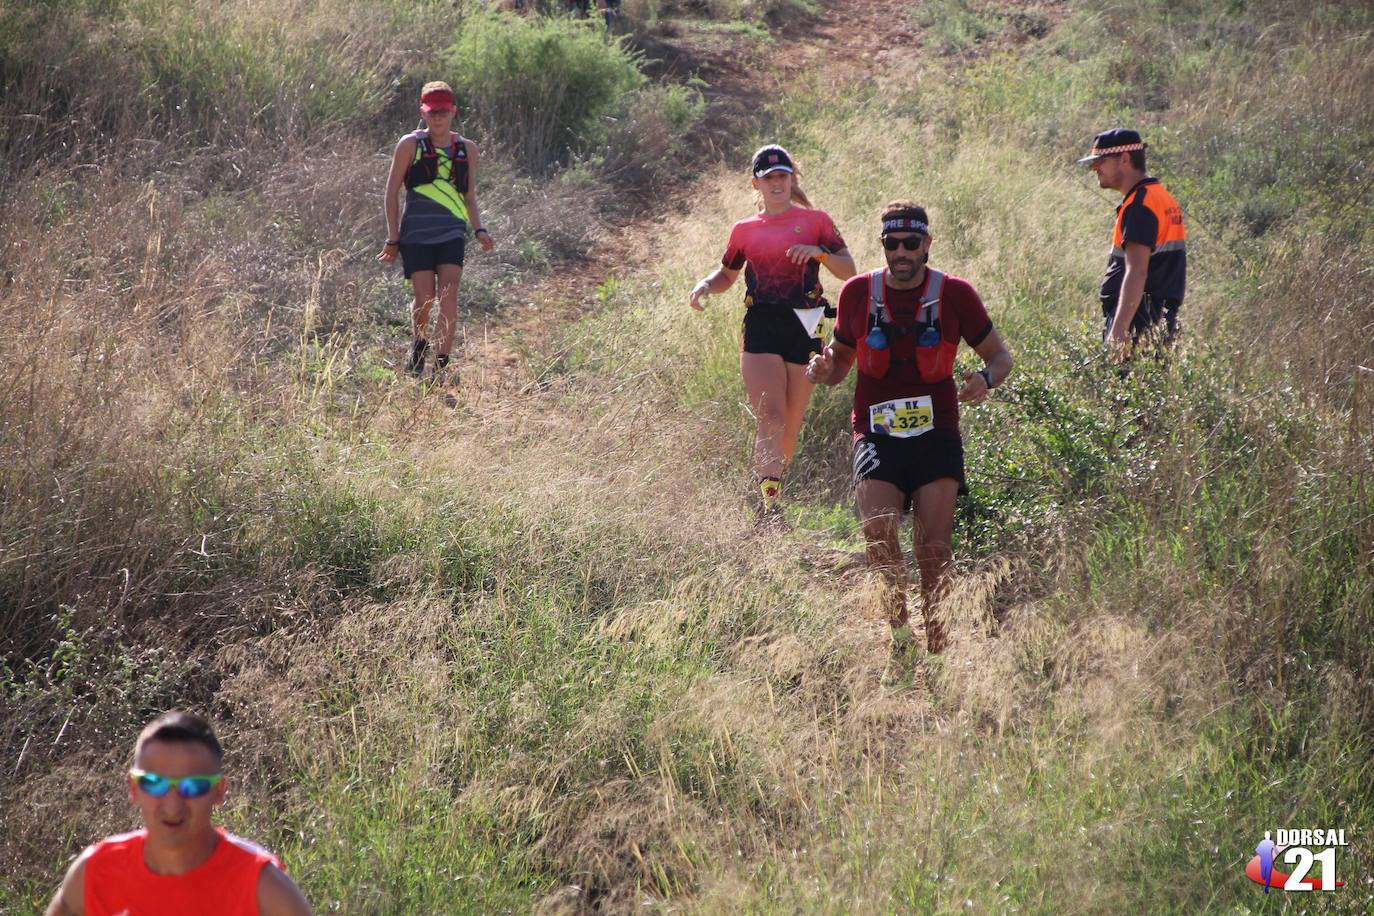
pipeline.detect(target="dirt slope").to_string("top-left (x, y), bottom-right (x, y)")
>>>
top-left (460, 0), bottom-right (1064, 388)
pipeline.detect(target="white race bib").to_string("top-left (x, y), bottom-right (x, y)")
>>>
top-left (868, 396), bottom-right (934, 438)
top-left (793, 306), bottom-right (825, 337)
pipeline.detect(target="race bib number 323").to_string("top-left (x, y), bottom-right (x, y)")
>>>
top-left (869, 396), bottom-right (934, 438)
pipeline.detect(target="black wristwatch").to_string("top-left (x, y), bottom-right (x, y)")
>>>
top-left (475, 228), bottom-right (490, 237)
top-left (978, 368), bottom-right (996, 389)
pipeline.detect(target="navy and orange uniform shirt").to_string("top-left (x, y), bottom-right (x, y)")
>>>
top-left (82, 828), bottom-right (281, 916)
top-left (1100, 177), bottom-right (1186, 315)
top-left (721, 207), bottom-right (847, 308)
top-left (834, 270), bottom-right (992, 439)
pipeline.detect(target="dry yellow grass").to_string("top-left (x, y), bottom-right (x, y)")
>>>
top-left (4, 0), bottom-right (1373, 911)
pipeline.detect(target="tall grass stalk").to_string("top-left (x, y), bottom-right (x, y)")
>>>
top-left (3, 0), bottom-right (1372, 912)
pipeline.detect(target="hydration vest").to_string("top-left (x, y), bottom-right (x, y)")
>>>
top-left (405, 131), bottom-right (469, 195)
top-left (855, 268), bottom-right (957, 384)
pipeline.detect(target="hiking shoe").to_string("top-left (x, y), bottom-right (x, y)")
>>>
top-left (430, 353), bottom-right (458, 387)
top-left (407, 339), bottom-right (429, 377)
top-left (749, 477), bottom-right (790, 533)
top-left (758, 477), bottom-right (782, 510)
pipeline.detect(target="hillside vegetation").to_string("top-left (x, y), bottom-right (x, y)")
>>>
top-left (2, 0), bottom-right (1372, 912)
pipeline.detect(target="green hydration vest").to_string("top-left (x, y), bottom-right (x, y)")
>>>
top-left (405, 130), bottom-right (470, 223)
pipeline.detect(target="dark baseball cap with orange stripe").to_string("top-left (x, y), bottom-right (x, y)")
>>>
top-left (1078, 128), bottom-right (1146, 163)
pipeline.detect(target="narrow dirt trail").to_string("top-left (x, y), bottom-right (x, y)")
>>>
top-left (456, 0), bottom-right (932, 390)
top-left (425, 0), bottom-right (1071, 705)
top-left (457, 0), bottom-right (1063, 388)
top-left (408, 0), bottom-right (953, 697)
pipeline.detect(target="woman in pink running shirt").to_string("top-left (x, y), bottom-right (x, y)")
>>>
top-left (688, 144), bottom-right (856, 516)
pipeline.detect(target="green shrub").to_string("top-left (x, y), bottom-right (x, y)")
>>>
top-left (592, 81), bottom-right (705, 193)
top-left (917, 0), bottom-right (1004, 54)
top-left (446, 11), bottom-right (646, 174)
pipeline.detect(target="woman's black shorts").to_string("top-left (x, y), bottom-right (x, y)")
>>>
top-left (399, 237), bottom-right (466, 278)
top-left (853, 430), bottom-right (967, 510)
top-left (742, 304), bottom-right (823, 366)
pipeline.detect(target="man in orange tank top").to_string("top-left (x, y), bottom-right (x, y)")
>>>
top-left (1080, 128), bottom-right (1187, 355)
top-left (45, 710), bottom-right (312, 916)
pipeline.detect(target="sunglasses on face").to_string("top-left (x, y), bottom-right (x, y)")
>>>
top-left (882, 235), bottom-right (925, 251)
top-left (129, 769), bottom-right (224, 798)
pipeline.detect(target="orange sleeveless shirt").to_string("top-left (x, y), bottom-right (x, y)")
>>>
top-left (83, 828), bottom-right (281, 916)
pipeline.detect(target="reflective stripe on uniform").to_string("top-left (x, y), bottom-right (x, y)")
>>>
top-left (1112, 180), bottom-right (1185, 251)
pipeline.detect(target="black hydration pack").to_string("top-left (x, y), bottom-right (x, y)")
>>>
top-left (404, 131), bottom-right (469, 195)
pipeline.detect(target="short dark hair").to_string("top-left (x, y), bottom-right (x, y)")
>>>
top-left (135, 710), bottom-right (223, 767)
top-left (880, 200), bottom-right (929, 227)
top-left (1128, 148), bottom-right (1147, 171)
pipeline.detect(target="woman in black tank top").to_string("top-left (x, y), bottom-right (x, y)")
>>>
top-left (378, 81), bottom-right (496, 380)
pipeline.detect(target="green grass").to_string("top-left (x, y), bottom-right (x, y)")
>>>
top-left (3, 0), bottom-right (1373, 912)
top-left (686, 18), bottom-right (774, 42)
top-left (0, 0), bottom-right (412, 178)
top-left (915, 0), bottom-right (1052, 55)
top-left (545, 0), bottom-right (1374, 908)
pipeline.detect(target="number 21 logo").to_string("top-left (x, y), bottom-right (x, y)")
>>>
top-left (1281, 847), bottom-right (1337, 891)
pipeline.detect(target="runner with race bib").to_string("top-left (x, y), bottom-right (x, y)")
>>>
top-left (808, 201), bottom-right (1012, 664)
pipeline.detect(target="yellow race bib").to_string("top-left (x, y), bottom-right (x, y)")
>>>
top-left (868, 396), bottom-right (934, 438)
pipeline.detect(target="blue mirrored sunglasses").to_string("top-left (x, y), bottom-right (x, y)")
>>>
top-left (129, 769), bottom-right (223, 798)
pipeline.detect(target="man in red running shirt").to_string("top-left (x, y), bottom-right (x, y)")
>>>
top-left (46, 710), bottom-right (312, 916)
top-left (808, 201), bottom-right (1012, 661)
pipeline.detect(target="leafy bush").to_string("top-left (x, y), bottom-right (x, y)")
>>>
top-left (592, 81), bottom-right (706, 193)
top-left (446, 11), bottom-right (647, 174)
